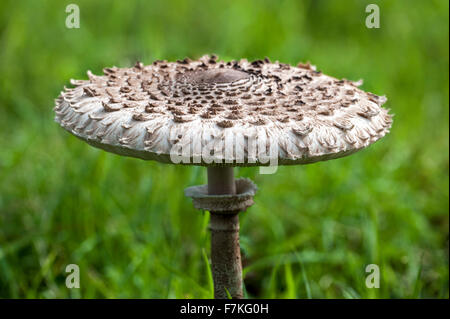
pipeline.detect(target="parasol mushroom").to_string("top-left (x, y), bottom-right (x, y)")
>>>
top-left (54, 55), bottom-right (392, 299)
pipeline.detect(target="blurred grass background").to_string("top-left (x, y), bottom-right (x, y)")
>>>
top-left (0, 0), bottom-right (448, 298)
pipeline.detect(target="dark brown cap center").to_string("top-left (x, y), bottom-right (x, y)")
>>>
top-left (185, 69), bottom-right (250, 84)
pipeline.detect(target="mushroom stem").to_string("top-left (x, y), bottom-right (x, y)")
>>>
top-left (207, 167), bottom-right (243, 299)
top-left (207, 167), bottom-right (236, 195)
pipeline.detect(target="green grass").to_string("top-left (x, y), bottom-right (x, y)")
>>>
top-left (0, 0), bottom-right (448, 298)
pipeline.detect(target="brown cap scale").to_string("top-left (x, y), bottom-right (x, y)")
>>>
top-left (54, 55), bottom-right (392, 166)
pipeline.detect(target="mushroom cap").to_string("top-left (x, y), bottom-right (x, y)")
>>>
top-left (54, 55), bottom-right (392, 167)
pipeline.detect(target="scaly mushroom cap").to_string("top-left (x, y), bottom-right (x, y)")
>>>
top-left (54, 55), bottom-right (392, 166)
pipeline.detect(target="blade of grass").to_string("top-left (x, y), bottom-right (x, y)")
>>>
top-left (202, 248), bottom-right (214, 298)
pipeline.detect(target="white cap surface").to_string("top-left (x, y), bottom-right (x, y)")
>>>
top-left (54, 55), bottom-right (392, 166)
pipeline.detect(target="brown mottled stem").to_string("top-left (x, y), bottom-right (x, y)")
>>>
top-left (207, 167), bottom-right (243, 299)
